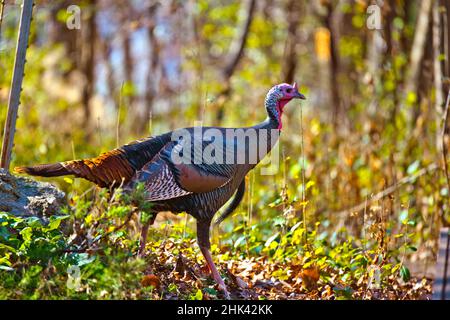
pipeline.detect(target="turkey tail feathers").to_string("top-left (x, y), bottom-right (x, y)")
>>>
top-left (14, 163), bottom-right (70, 177)
top-left (14, 135), bottom-right (169, 188)
top-left (14, 150), bottom-right (134, 188)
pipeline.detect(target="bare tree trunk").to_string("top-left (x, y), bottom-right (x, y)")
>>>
top-left (404, 0), bottom-right (432, 101)
top-left (384, 0), bottom-right (396, 59)
top-left (433, 0), bottom-right (444, 121)
top-left (140, 2), bottom-right (160, 134)
top-left (49, 0), bottom-right (78, 73)
top-left (384, 0), bottom-right (401, 217)
top-left (324, 2), bottom-right (342, 130)
top-left (99, 36), bottom-right (117, 110)
top-left (80, 0), bottom-right (97, 131)
top-left (123, 34), bottom-right (133, 89)
top-left (414, 16), bottom-right (433, 130)
top-left (281, 0), bottom-right (302, 83)
top-left (442, 0), bottom-right (450, 87)
top-left (262, 0), bottom-right (275, 62)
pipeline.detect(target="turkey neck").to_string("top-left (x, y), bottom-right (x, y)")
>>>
top-left (245, 100), bottom-right (283, 167)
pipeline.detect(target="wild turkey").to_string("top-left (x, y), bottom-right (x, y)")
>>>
top-left (15, 82), bottom-right (306, 298)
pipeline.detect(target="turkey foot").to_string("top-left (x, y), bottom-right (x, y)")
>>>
top-left (199, 245), bottom-right (231, 299)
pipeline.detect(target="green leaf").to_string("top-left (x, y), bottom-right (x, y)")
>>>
top-left (204, 288), bottom-right (217, 296)
top-left (391, 263), bottom-right (401, 274)
top-left (264, 232), bottom-right (279, 247)
top-left (399, 210), bottom-right (409, 225)
top-left (314, 247), bottom-right (325, 255)
top-left (194, 289), bottom-right (203, 300)
top-left (121, 81), bottom-right (137, 97)
top-left (0, 265), bottom-right (14, 271)
top-left (25, 217), bottom-right (42, 228)
top-left (290, 221), bottom-right (302, 233)
top-left (0, 226), bottom-right (10, 240)
top-left (234, 235), bottom-right (246, 248)
top-left (0, 243), bottom-right (18, 253)
top-left (400, 265), bottom-right (410, 282)
top-left (406, 160), bottom-right (420, 175)
top-left (47, 215), bottom-right (70, 230)
top-left (268, 198), bottom-right (282, 208)
top-left (64, 177), bottom-right (73, 184)
top-left (20, 227), bottom-right (33, 242)
top-left (305, 180), bottom-right (315, 190)
top-left (272, 217), bottom-right (285, 227)
top-left (72, 252), bottom-right (96, 267)
top-left (406, 92), bottom-right (417, 105)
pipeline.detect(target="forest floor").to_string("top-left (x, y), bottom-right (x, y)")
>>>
top-left (139, 238), bottom-right (433, 300)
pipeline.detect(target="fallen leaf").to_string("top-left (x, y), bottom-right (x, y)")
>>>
top-left (301, 266), bottom-right (320, 290)
top-left (141, 274), bottom-right (161, 289)
top-left (225, 267), bottom-right (248, 289)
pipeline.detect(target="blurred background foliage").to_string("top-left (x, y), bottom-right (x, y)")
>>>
top-left (0, 0), bottom-right (450, 298)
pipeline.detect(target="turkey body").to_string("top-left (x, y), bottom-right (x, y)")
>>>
top-left (15, 82), bottom-right (305, 299)
top-left (127, 121), bottom-right (277, 223)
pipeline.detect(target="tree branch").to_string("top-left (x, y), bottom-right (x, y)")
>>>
top-left (223, 0), bottom-right (256, 79)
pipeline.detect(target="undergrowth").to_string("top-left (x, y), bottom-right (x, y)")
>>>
top-left (0, 185), bottom-right (432, 300)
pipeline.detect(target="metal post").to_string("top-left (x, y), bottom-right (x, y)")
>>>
top-left (0, 0), bottom-right (33, 170)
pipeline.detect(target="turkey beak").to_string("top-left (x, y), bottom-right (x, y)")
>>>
top-left (295, 92), bottom-right (306, 100)
top-left (292, 82), bottom-right (306, 100)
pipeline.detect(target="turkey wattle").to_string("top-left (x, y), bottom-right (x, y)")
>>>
top-left (15, 82), bottom-right (306, 299)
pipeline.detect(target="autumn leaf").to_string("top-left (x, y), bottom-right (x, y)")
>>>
top-left (301, 266), bottom-right (320, 290)
top-left (141, 274), bottom-right (161, 289)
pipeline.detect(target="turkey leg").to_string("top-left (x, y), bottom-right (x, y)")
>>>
top-left (197, 220), bottom-right (230, 299)
top-left (138, 221), bottom-right (150, 256)
top-left (138, 212), bottom-right (157, 256)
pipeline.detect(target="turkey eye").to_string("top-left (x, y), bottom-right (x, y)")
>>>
top-left (286, 88), bottom-right (292, 93)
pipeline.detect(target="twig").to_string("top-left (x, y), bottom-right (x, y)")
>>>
top-left (441, 89), bottom-right (450, 209)
top-left (61, 209), bottom-right (135, 254)
top-left (116, 82), bottom-right (124, 148)
top-left (332, 163), bottom-right (439, 216)
top-left (299, 98), bottom-right (307, 244)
